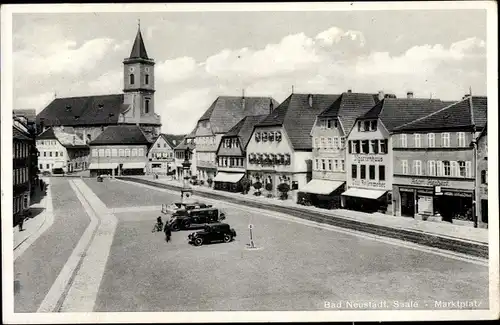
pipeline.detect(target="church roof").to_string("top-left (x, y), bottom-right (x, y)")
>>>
top-left (129, 27), bottom-right (149, 60)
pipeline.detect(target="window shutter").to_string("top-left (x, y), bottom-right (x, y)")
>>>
top-left (465, 161), bottom-right (472, 178)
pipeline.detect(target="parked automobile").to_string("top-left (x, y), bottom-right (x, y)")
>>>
top-left (188, 223), bottom-right (237, 246)
top-left (167, 207), bottom-right (226, 231)
top-left (165, 202), bottom-right (212, 214)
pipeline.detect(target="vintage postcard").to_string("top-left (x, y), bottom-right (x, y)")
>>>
top-left (1, 1), bottom-right (498, 323)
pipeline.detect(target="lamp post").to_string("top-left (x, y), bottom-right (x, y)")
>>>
top-left (181, 148), bottom-right (194, 204)
top-left (472, 137), bottom-right (478, 228)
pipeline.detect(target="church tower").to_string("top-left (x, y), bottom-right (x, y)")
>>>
top-left (121, 23), bottom-right (161, 137)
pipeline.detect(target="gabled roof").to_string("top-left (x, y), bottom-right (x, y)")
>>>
top-left (174, 139), bottom-right (196, 151)
top-left (258, 93), bottom-right (341, 150)
top-left (128, 27), bottom-right (149, 59)
top-left (222, 114), bottom-right (268, 150)
top-left (53, 127), bottom-right (87, 148)
top-left (37, 127), bottom-right (57, 140)
top-left (393, 96), bottom-right (487, 132)
top-left (13, 126), bottom-right (32, 141)
top-left (318, 92), bottom-right (379, 133)
top-left (361, 98), bottom-right (454, 132)
top-left (158, 133), bottom-right (186, 149)
top-left (89, 125), bottom-right (150, 145)
top-left (196, 96), bottom-right (279, 135)
top-left (36, 94), bottom-right (127, 127)
top-left (13, 109), bottom-right (37, 122)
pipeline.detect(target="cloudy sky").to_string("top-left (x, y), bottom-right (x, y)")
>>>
top-left (12, 8), bottom-right (487, 135)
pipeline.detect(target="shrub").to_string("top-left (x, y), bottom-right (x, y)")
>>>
top-left (265, 182), bottom-right (273, 192)
top-left (200, 180), bottom-right (205, 185)
top-left (277, 183), bottom-right (290, 200)
top-left (240, 177), bottom-right (251, 194)
top-left (253, 181), bottom-right (262, 192)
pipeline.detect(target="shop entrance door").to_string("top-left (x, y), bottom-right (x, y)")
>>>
top-left (481, 199), bottom-right (488, 224)
top-left (400, 191), bottom-right (415, 217)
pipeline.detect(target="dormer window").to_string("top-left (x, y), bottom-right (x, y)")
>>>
top-left (74, 115), bottom-right (80, 120)
top-left (255, 132), bottom-right (261, 142)
top-left (370, 120), bottom-right (377, 131)
top-left (269, 132), bottom-right (275, 141)
top-left (98, 104), bottom-right (104, 109)
top-left (65, 105), bottom-right (71, 111)
top-left (276, 131), bottom-right (282, 142)
top-left (363, 121), bottom-right (370, 132)
top-left (262, 132), bottom-right (268, 142)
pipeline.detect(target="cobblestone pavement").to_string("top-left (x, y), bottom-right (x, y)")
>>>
top-left (83, 178), bottom-right (488, 311)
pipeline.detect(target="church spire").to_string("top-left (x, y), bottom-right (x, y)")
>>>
top-left (128, 23), bottom-right (149, 60)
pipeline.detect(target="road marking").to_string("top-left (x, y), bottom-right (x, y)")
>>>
top-left (14, 178), bottom-right (54, 261)
top-left (58, 179), bottom-right (117, 312)
top-left (37, 180), bottom-right (99, 313)
top-left (119, 179), bottom-right (487, 266)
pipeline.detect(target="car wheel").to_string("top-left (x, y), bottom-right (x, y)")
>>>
top-left (183, 221), bottom-right (191, 229)
top-left (194, 238), bottom-right (203, 246)
top-left (171, 223), bottom-right (180, 231)
top-left (223, 234), bottom-right (232, 243)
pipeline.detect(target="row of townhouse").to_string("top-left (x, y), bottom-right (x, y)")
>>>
top-left (175, 90), bottom-right (488, 228)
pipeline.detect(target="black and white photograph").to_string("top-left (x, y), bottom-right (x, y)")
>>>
top-left (1, 2), bottom-right (498, 323)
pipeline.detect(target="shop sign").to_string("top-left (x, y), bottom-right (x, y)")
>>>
top-left (417, 189), bottom-right (434, 195)
top-left (409, 178), bottom-right (450, 187)
top-left (352, 154), bottom-right (384, 163)
top-left (399, 187), bottom-right (414, 193)
top-left (351, 179), bottom-right (386, 189)
top-left (442, 191), bottom-right (472, 198)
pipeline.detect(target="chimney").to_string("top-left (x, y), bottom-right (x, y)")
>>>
top-left (308, 94), bottom-right (313, 108)
top-left (378, 90), bottom-right (385, 101)
top-left (269, 99), bottom-right (274, 114)
top-left (407, 91), bottom-right (414, 99)
top-left (72, 135), bottom-right (76, 145)
top-left (347, 89), bottom-right (352, 93)
top-left (462, 93), bottom-right (471, 99)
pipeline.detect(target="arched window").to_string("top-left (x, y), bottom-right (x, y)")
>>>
top-left (145, 74), bottom-right (149, 85)
top-left (145, 99), bottom-right (150, 114)
top-left (130, 74), bottom-right (135, 85)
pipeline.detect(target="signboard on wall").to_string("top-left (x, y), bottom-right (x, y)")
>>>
top-left (442, 190), bottom-right (473, 198)
top-left (351, 155), bottom-right (384, 163)
top-left (394, 176), bottom-right (474, 190)
top-left (351, 179), bottom-right (387, 189)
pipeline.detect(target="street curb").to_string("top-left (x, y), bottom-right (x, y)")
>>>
top-left (119, 177), bottom-right (488, 259)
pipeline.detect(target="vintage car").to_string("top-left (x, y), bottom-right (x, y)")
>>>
top-left (165, 201), bottom-right (212, 214)
top-left (188, 223), bottom-right (237, 246)
top-left (167, 207), bottom-right (226, 231)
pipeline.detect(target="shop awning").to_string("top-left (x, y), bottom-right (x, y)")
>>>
top-left (52, 162), bottom-right (64, 169)
top-left (122, 162), bottom-right (146, 169)
top-left (300, 179), bottom-right (344, 195)
top-left (341, 188), bottom-right (387, 200)
top-left (214, 172), bottom-right (244, 183)
top-left (88, 163), bottom-right (118, 170)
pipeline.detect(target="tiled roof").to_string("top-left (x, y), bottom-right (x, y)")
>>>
top-left (362, 98), bottom-right (453, 132)
top-left (13, 127), bottom-right (32, 141)
top-left (196, 96), bottom-right (279, 135)
top-left (258, 93), bottom-right (341, 150)
top-left (13, 109), bottom-right (37, 122)
top-left (89, 125), bottom-right (150, 145)
top-left (53, 127), bottom-right (87, 148)
top-left (223, 114), bottom-right (268, 150)
top-left (36, 94), bottom-right (126, 127)
top-left (318, 92), bottom-right (379, 134)
top-left (159, 134), bottom-right (186, 149)
top-left (37, 128), bottom-right (57, 140)
top-left (471, 96), bottom-right (487, 129)
top-left (174, 139), bottom-right (196, 151)
top-left (129, 28), bottom-right (149, 59)
top-left (393, 96), bottom-right (487, 132)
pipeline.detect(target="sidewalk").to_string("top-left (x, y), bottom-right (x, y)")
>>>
top-left (14, 179), bottom-right (51, 250)
top-left (130, 175), bottom-right (488, 245)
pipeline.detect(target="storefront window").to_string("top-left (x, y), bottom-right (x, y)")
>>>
top-left (379, 165), bottom-right (385, 181)
top-left (360, 165), bottom-right (366, 179)
top-left (369, 165), bottom-right (376, 180)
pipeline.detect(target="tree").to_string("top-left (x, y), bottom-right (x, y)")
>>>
top-left (253, 181), bottom-right (262, 196)
top-left (207, 178), bottom-right (213, 187)
top-left (277, 183), bottom-right (290, 200)
top-left (240, 177), bottom-right (251, 194)
top-left (265, 182), bottom-right (273, 198)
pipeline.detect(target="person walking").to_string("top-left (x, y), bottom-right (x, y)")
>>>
top-left (164, 223), bottom-right (172, 242)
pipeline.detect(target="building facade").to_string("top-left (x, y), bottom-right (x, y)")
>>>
top-left (304, 91), bottom-right (378, 209)
top-left (13, 116), bottom-right (36, 224)
top-left (36, 25), bottom-right (161, 143)
top-left (174, 130), bottom-right (196, 181)
top-left (194, 96), bottom-right (278, 183)
top-left (146, 134), bottom-right (184, 175)
top-left (476, 124), bottom-right (488, 228)
top-left (37, 127), bottom-right (89, 174)
top-left (214, 115), bottom-right (266, 192)
top-left (391, 96), bottom-right (487, 227)
top-left (88, 125), bottom-right (150, 177)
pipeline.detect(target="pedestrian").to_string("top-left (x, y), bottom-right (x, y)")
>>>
top-left (18, 214), bottom-right (25, 232)
top-left (164, 224), bottom-right (172, 242)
